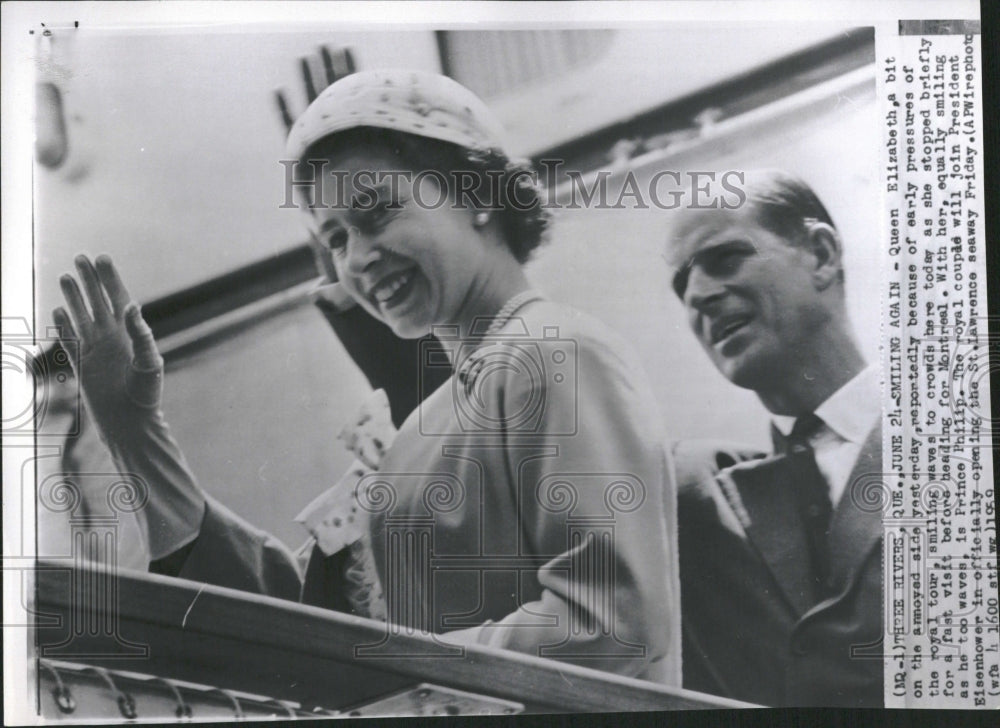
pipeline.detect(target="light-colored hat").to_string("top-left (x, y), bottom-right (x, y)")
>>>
top-left (285, 69), bottom-right (508, 161)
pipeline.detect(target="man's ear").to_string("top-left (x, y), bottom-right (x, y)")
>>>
top-left (804, 222), bottom-right (843, 289)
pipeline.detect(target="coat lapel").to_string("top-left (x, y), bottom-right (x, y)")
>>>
top-left (825, 424), bottom-right (884, 596)
top-left (717, 423), bottom-right (883, 619)
top-left (723, 457), bottom-right (818, 616)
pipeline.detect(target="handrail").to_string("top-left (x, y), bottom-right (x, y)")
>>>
top-left (33, 561), bottom-right (755, 714)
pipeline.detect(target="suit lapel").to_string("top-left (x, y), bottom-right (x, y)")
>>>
top-left (825, 424), bottom-right (884, 594)
top-left (797, 424), bottom-right (884, 624)
top-left (724, 457), bottom-right (818, 616)
top-left (717, 423), bottom-right (883, 619)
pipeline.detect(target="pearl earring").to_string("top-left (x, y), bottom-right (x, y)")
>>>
top-left (473, 212), bottom-right (491, 228)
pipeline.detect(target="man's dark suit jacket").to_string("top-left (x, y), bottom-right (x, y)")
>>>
top-left (673, 425), bottom-right (883, 707)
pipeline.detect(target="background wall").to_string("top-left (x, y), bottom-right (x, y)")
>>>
top-left (35, 27), bottom-right (879, 553)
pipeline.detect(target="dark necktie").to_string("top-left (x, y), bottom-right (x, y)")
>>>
top-left (780, 414), bottom-right (834, 594)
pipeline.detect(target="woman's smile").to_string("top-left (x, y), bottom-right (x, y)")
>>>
top-left (369, 267), bottom-right (417, 307)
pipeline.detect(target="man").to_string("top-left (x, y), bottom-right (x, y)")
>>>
top-left (665, 170), bottom-right (882, 707)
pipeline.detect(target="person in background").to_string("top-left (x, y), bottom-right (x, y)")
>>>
top-left (53, 69), bottom-right (680, 684)
top-left (665, 170), bottom-right (882, 707)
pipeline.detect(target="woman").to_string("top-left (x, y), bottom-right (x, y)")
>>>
top-left (53, 70), bottom-right (679, 684)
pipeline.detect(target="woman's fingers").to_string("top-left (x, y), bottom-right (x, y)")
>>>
top-left (124, 303), bottom-right (161, 370)
top-left (318, 46), bottom-right (355, 92)
top-left (94, 254), bottom-right (132, 318)
top-left (275, 47), bottom-right (355, 138)
top-left (59, 273), bottom-right (93, 337)
top-left (320, 46), bottom-right (337, 86)
top-left (275, 89), bottom-right (295, 134)
top-left (59, 254), bottom-right (136, 344)
top-left (51, 307), bottom-right (81, 375)
top-left (51, 306), bottom-right (78, 347)
top-left (332, 47), bottom-right (356, 80)
top-left (74, 255), bottom-right (112, 324)
top-left (300, 57), bottom-right (318, 103)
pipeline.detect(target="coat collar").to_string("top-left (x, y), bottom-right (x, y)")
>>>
top-left (771, 364), bottom-right (880, 445)
top-left (721, 455), bottom-right (819, 616)
top-left (722, 423), bottom-right (883, 617)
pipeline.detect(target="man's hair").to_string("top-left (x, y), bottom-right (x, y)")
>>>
top-left (743, 169), bottom-right (837, 244)
top-left (744, 169), bottom-right (845, 285)
top-left (665, 170), bottom-right (846, 297)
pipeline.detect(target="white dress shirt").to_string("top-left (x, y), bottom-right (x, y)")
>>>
top-left (771, 364), bottom-right (880, 508)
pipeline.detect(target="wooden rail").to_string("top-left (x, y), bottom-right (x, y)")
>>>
top-left (33, 562), bottom-right (754, 715)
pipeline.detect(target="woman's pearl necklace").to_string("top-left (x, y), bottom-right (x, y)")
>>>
top-left (482, 289), bottom-right (543, 338)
